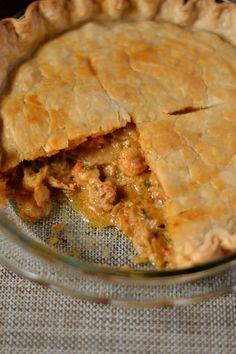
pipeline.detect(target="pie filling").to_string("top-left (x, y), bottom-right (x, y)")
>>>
top-left (5, 123), bottom-right (171, 269)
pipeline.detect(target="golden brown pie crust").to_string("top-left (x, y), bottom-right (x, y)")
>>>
top-left (1, 0), bottom-right (236, 268)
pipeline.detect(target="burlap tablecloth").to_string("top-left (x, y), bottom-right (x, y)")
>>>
top-left (1, 264), bottom-right (236, 354)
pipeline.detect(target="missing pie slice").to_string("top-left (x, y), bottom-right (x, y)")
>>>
top-left (1, 0), bottom-right (236, 269)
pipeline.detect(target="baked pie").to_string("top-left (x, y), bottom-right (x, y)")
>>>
top-left (1, 0), bottom-right (236, 269)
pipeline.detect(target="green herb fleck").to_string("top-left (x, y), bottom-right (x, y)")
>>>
top-left (154, 228), bottom-right (163, 237)
top-left (140, 208), bottom-right (149, 219)
top-left (115, 168), bottom-right (121, 177)
top-left (84, 164), bottom-right (92, 171)
top-left (143, 179), bottom-right (151, 188)
top-left (164, 235), bottom-right (173, 246)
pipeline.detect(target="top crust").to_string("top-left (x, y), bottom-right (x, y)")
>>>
top-left (1, 0), bottom-right (236, 268)
top-left (1, 0), bottom-right (236, 90)
top-left (1, 0), bottom-right (236, 170)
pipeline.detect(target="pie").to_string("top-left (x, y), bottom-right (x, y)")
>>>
top-left (1, 0), bottom-right (236, 269)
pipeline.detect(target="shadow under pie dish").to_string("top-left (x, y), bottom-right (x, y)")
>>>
top-left (0, 0), bottom-right (236, 276)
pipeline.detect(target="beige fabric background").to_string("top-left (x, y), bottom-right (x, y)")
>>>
top-left (0, 264), bottom-right (236, 354)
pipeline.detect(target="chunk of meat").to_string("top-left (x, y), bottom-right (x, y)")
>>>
top-left (114, 201), bottom-right (154, 258)
top-left (22, 166), bottom-right (48, 191)
top-left (49, 158), bottom-right (74, 185)
top-left (118, 147), bottom-right (147, 177)
top-left (88, 180), bottom-right (117, 212)
top-left (17, 194), bottom-right (51, 221)
top-left (34, 184), bottom-right (51, 208)
top-left (72, 161), bottom-right (100, 186)
top-left (114, 201), bottom-right (168, 267)
top-left (48, 176), bottom-right (75, 190)
top-left (22, 165), bottom-right (51, 208)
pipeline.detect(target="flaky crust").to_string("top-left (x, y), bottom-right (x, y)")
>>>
top-left (1, 0), bottom-right (236, 268)
top-left (1, 0), bottom-right (236, 168)
top-left (1, 0), bottom-right (236, 94)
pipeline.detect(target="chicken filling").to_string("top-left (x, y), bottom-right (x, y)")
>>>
top-left (6, 124), bottom-right (171, 268)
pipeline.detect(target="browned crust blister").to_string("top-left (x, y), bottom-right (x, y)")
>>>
top-left (1, 0), bottom-right (236, 268)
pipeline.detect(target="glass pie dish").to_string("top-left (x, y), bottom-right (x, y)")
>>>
top-left (1, 0), bottom-right (236, 307)
top-left (1, 201), bottom-right (236, 307)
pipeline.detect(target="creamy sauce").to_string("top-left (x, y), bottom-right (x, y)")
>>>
top-left (67, 189), bottom-right (111, 228)
top-left (66, 124), bottom-right (171, 268)
top-left (9, 123), bottom-right (171, 269)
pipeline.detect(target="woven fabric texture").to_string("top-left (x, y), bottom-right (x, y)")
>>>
top-left (0, 264), bottom-right (236, 354)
